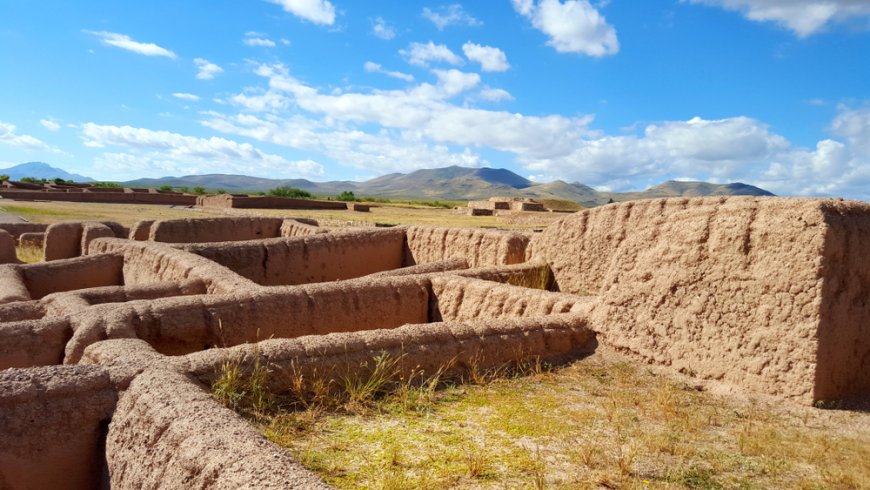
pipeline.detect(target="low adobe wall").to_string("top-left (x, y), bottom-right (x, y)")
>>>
top-left (88, 238), bottom-right (258, 294)
top-left (197, 194), bottom-right (347, 210)
top-left (184, 312), bottom-right (597, 395)
top-left (529, 196), bottom-right (870, 404)
top-left (0, 318), bottom-right (70, 369)
top-left (148, 217), bottom-right (285, 243)
top-left (17, 253), bottom-right (124, 300)
top-left (468, 200), bottom-right (511, 210)
top-left (0, 229), bottom-right (16, 264)
top-left (0, 189), bottom-right (196, 205)
top-left (64, 275), bottom-right (431, 362)
top-left (0, 365), bottom-right (116, 490)
top-left (179, 228), bottom-right (406, 286)
top-left (404, 225), bottom-right (529, 268)
top-left (0, 223), bottom-right (49, 240)
top-left (44, 221), bottom-right (127, 261)
top-left (280, 218), bottom-right (327, 237)
top-left (106, 368), bottom-right (330, 489)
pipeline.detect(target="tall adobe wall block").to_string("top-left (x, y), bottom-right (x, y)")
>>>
top-left (0, 229), bottom-right (17, 264)
top-left (528, 196), bottom-right (870, 404)
top-left (404, 225), bottom-right (529, 268)
top-left (148, 217), bottom-right (284, 243)
top-left (43, 222), bottom-right (83, 261)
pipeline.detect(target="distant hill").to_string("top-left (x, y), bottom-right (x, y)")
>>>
top-left (124, 166), bottom-right (773, 205)
top-left (0, 162), bottom-right (94, 182)
top-left (15, 163), bottom-right (773, 206)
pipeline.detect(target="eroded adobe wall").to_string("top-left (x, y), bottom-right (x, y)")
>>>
top-left (529, 196), bottom-right (870, 403)
top-left (19, 253), bottom-right (124, 300)
top-left (0, 223), bottom-right (48, 240)
top-left (89, 238), bottom-right (258, 294)
top-left (0, 318), bottom-right (70, 369)
top-left (0, 265), bottom-right (29, 303)
top-left (64, 275), bottom-right (431, 362)
top-left (404, 225), bottom-right (529, 268)
top-left (148, 217), bottom-right (284, 243)
top-left (280, 218), bottom-right (328, 237)
top-left (0, 230), bottom-right (16, 264)
top-left (430, 276), bottom-right (592, 323)
top-left (0, 189), bottom-right (197, 205)
top-left (0, 365), bottom-right (116, 490)
top-left (44, 221), bottom-right (127, 261)
top-left (185, 313), bottom-right (597, 395)
top-left (106, 368), bottom-right (330, 489)
top-left (179, 228), bottom-right (406, 286)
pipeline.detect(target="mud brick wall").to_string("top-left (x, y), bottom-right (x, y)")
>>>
top-left (148, 217), bottom-right (285, 243)
top-left (404, 225), bottom-right (529, 268)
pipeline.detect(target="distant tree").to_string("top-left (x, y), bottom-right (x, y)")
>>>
top-left (268, 186), bottom-right (312, 199)
top-left (92, 181), bottom-right (122, 188)
top-left (607, 198), bottom-right (614, 204)
top-left (52, 178), bottom-right (71, 184)
top-left (159, 185), bottom-right (173, 192)
top-left (216, 188), bottom-right (226, 194)
top-left (0, 175), bottom-right (9, 182)
top-left (336, 191), bottom-right (357, 202)
top-left (193, 186), bottom-right (206, 195)
top-left (178, 186), bottom-right (190, 193)
top-left (21, 177), bottom-right (47, 184)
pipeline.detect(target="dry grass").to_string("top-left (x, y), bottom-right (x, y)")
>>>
top-left (246, 354), bottom-right (870, 489)
top-left (0, 199), bottom-right (563, 230)
top-left (15, 244), bottom-right (43, 263)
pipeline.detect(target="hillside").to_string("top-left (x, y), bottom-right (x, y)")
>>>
top-left (0, 162), bottom-right (94, 182)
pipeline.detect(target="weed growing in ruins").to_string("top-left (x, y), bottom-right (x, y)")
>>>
top-left (211, 342), bottom-right (273, 416)
top-left (15, 244), bottom-right (43, 263)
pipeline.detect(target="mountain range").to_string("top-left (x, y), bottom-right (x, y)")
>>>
top-left (0, 162), bottom-right (94, 182)
top-left (0, 163), bottom-right (773, 207)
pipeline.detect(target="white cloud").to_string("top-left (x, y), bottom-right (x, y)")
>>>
top-left (243, 32), bottom-right (277, 47)
top-left (0, 121), bottom-right (51, 150)
top-left (400, 41), bottom-right (464, 67)
top-left (268, 0), bottom-right (336, 25)
top-left (513, 0), bottom-right (619, 56)
top-left (479, 87), bottom-right (515, 102)
top-left (462, 42), bottom-right (510, 72)
top-left (172, 92), bottom-right (201, 101)
top-left (364, 62), bottom-right (415, 82)
top-left (422, 4), bottom-right (482, 29)
top-left (194, 58), bottom-right (223, 80)
top-left (40, 119), bottom-right (61, 132)
top-left (85, 30), bottom-right (176, 58)
top-left (371, 17), bottom-right (396, 40)
top-left (81, 123), bottom-right (324, 179)
top-left (686, 0), bottom-right (870, 37)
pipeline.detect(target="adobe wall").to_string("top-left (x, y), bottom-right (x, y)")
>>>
top-left (129, 220), bottom-right (153, 241)
top-left (44, 221), bottom-right (126, 261)
top-left (179, 228), bottom-right (406, 286)
top-left (0, 365), bottom-right (116, 490)
top-left (197, 194), bottom-right (347, 210)
top-left (0, 229), bottom-right (16, 264)
top-left (0, 265), bottom-right (29, 303)
top-left (0, 189), bottom-right (196, 205)
top-left (529, 196), bottom-right (870, 403)
top-left (0, 223), bottom-right (48, 240)
top-left (280, 218), bottom-right (328, 237)
top-left (19, 253), bottom-right (124, 300)
top-left (106, 368), bottom-right (330, 489)
top-left (0, 318), bottom-right (70, 369)
top-left (88, 238), bottom-right (258, 294)
top-left (18, 232), bottom-right (44, 248)
top-left (368, 257), bottom-right (469, 278)
top-left (148, 217), bottom-right (284, 243)
top-left (468, 200), bottom-right (511, 210)
top-left (184, 313), bottom-right (597, 395)
top-left (430, 276), bottom-right (592, 323)
top-left (404, 225), bottom-right (529, 268)
top-left (63, 275), bottom-right (430, 362)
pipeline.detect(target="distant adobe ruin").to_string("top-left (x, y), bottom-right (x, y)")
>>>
top-left (1, 196), bottom-right (868, 488)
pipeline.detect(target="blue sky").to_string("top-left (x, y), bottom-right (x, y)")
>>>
top-left (1, 1), bottom-right (869, 198)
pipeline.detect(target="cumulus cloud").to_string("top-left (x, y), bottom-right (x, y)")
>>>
top-left (371, 17), bottom-right (396, 40)
top-left (194, 58), bottom-right (223, 80)
top-left (422, 4), bottom-right (482, 29)
top-left (512, 0), bottom-right (619, 56)
top-left (0, 121), bottom-right (51, 150)
top-left (85, 30), bottom-right (176, 58)
top-left (81, 122), bottom-right (324, 179)
top-left (172, 92), bottom-right (200, 101)
top-left (243, 32), bottom-right (277, 47)
top-left (400, 41), bottom-right (464, 67)
top-left (364, 62), bottom-right (415, 82)
top-left (462, 42), bottom-right (510, 72)
top-left (686, 0), bottom-right (870, 37)
top-left (268, 0), bottom-right (336, 25)
top-left (40, 119), bottom-right (61, 132)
